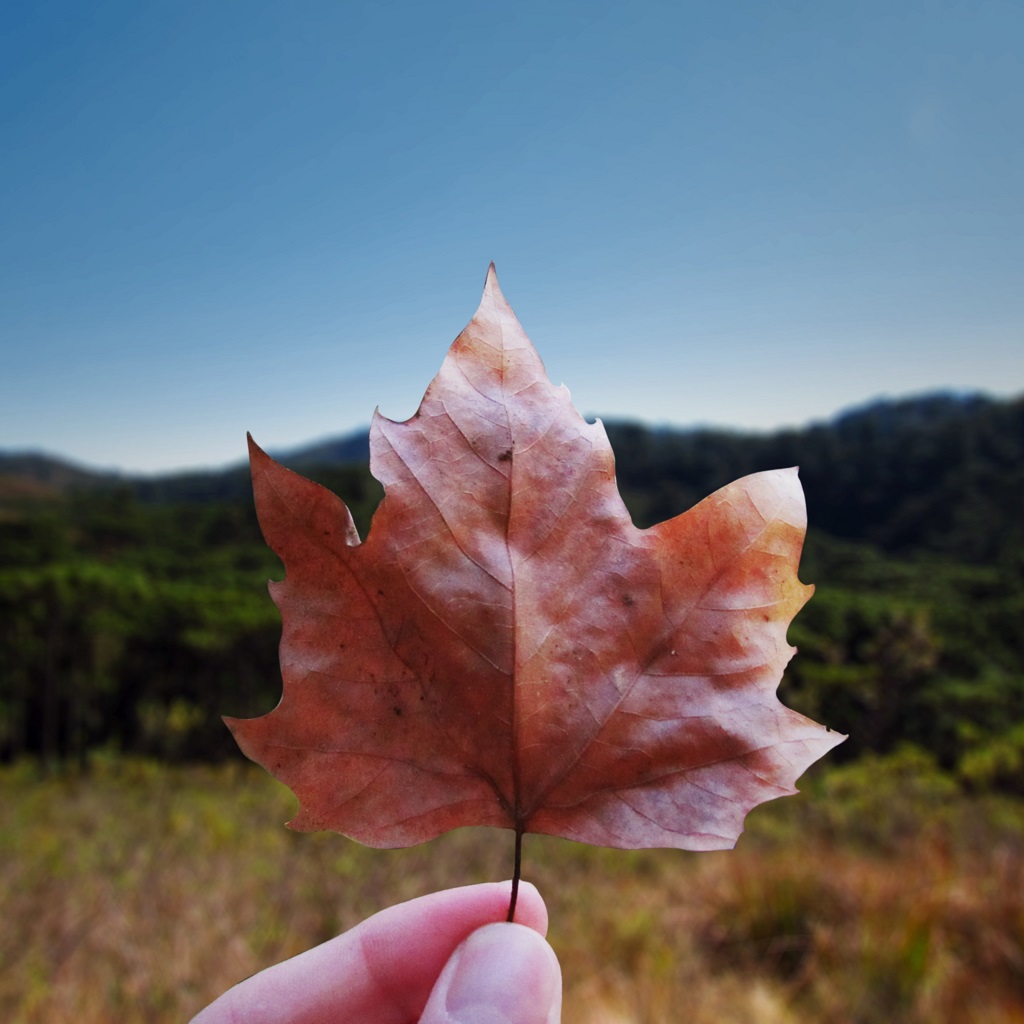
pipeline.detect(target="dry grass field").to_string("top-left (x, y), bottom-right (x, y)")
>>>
top-left (2, 752), bottom-right (1023, 1023)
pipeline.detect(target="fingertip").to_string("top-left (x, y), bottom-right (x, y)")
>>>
top-left (420, 923), bottom-right (562, 1024)
top-left (505, 880), bottom-right (549, 936)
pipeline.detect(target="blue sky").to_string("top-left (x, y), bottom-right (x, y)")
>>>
top-left (2, 0), bottom-right (1021, 474)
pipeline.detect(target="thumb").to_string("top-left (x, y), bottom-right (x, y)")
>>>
top-left (419, 922), bottom-right (562, 1024)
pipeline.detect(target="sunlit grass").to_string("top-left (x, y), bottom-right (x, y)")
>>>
top-left (2, 754), bottom-right (1023, 1023)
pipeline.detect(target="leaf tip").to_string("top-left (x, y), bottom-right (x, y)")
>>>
top-left (477, 262), bottom-right (520, 329)
top-left (247, 432), bottom-right (267, 463)
top-left (247, 435), bottom-right (282, 494)
top-left (484, 261), bottom-right (500, 296)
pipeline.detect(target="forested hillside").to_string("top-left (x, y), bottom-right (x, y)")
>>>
top-left (2, 392), bottom-right (1022, 788)
top-left (607, 392), bottom-right (1024, 559)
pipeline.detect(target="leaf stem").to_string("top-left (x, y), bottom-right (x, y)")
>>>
top-left (506, 826), bottom-right (524, 922)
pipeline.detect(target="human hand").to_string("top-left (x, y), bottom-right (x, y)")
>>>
top-left (190, 880), bottom-right (561, 1024)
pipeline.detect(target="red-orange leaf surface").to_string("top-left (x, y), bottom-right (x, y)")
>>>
top-left (228, 266), bottom-right (843, 851)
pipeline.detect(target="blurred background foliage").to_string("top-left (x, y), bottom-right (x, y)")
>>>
top-left (1, 392), bottom-right (1022, 790)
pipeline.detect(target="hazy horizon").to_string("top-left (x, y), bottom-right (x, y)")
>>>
top-left (2, 383), bottom-right (1014, 479)
top-left (4, 1), bottom-right (1021, 473)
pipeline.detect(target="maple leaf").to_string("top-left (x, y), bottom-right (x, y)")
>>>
top-left (227, 265), bottom-right (843, 895)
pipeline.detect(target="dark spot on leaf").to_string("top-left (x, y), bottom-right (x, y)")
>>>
top-left (392, 706), bottom-right (403, 717)
top-left (621, 594), bottom-right (634, 607)
top-left (498, 448), bottom-right (513, 462)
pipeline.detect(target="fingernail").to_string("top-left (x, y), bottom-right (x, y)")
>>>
top-left (430, 923), bottom-right (561, 1024)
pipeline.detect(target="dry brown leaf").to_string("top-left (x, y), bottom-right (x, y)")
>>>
top-left (228, 266), bottom-right (843, 862)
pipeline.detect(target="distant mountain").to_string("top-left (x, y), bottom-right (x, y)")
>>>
top-left (3, 390), bottom-right (1021, 561)
top-left (281, 433), bottom-right (371, 467)
top-left (830, 391), bottom-right (990, 433)
top-left (0, 434), bottom-right (373, 503)
top-left (0, 451), bottom-right (118, 493)
top-left (604, 391), bottom-right (1024, 561)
